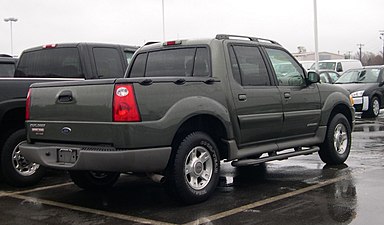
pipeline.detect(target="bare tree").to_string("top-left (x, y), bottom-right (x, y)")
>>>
top-left (354, 51), bottom-right (383, 66)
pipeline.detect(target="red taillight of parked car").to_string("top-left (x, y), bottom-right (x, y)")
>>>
top-left (113, 84), bottom-right (141, 122)
top-left (26, 88), bottom-right (31, 120)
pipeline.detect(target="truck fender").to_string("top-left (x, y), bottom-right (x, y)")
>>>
top-left (163, 96), bottom-right (234, 139)
top-left (0, 99), bottom-right (26, 122)
top-left (319, 91), bottom-right (353, 126)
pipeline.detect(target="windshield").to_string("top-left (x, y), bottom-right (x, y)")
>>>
top-left (310, 62), bottom-right (336, 70)
top-left (335, 68), bottom-right (381, 84)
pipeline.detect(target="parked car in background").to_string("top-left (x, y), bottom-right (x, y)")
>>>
top-left (310, 59), bottom-right (362, 73)
top-left (335, 66), bottom-right (384, 118)
top-left (0, 54), bottom-right (17, 77)
top-left (0, 42), bottom-right (138, 187)
top-left (299, 60), bottom-right (314, 70)
top-left (317, 70), bottom-right (341, 84)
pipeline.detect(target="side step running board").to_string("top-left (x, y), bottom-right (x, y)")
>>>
top-left (231, 146), bottom-right (320, 167)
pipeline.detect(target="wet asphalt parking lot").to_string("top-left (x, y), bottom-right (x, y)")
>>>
top-left (1, 111), bottom-right (384, 225)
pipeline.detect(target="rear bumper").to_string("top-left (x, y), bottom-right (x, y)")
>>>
top-left (19, 142), bottom-right (171, 173)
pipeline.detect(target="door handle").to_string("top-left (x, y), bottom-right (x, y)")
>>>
top-left (238, 94), bottom-right (247, 101)
top-left (284, 92), bottom-right (291, 99)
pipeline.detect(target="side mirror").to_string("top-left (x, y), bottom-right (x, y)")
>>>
top-left (307, 71), bottom-right (320, 84)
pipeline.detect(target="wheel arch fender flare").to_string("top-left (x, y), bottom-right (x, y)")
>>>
top-left (320, 92), bottom-right (354, 128)
top-left (165, 96), bottom-right (234, 140)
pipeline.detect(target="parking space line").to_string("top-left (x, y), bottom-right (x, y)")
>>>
top-left (0, 182), bottom-right (73, 198)
top-left (183, 175), bottom-right (350, 225)
top-left (1, 172), bottom-right (359, 225)
top-left (10, 193), bottom-right (177, 225)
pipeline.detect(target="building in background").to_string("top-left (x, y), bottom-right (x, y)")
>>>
top-left (292, 46), bottom-right (344, 61)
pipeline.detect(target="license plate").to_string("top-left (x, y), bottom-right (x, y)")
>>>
top-left (58, 148), bottom-right (78, 163)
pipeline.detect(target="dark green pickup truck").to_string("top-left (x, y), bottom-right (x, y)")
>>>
top-left (20, 35), bottom-right (355, 204)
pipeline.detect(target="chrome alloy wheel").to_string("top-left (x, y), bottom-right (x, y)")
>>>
top-left (333, 123), bottom-right (348, 155)
top-left (12, 142), bottom-right (40, 176)
top-left (372, 98), bottom-right (380, 116)
top-left (184, 146), bottom-right (213, 190)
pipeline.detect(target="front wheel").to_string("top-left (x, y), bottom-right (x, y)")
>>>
top-left (0, 129), bottom-right (46, 187)
top-left (69, 171), bottom-right (120, 190)
top-left (319, 114), bottom-right (351, 165)
top-left (166, 132), bottom-right (220, 204)
top-left (362, 96), bottom-right (380, 118)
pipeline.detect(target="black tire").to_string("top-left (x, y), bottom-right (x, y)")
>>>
top-left (0, 129), bottom-right (46, 187)
top-left (362, 96), bottom-right (380, 118)
top-left (69, 171), bottom-right (120, 190)
top-left (319, 114), bottom-right (351, 165)
top-left (166, 132), bottom-right (220, 204)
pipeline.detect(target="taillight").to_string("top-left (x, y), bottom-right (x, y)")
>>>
top-left (26, 88), bottom-right (31, 120)
top-left (113, 84), bottom-right (141, 122)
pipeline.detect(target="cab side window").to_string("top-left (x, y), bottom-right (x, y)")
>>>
top-left (229, 45), bottom-right (270, 86)
top-left (265, 48), bottom-right (305, 86)
top-left (93, 48), bottom-right (125, 78)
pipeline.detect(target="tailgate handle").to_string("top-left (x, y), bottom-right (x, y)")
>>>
top-left (58, 90), bottom-right (74, 103)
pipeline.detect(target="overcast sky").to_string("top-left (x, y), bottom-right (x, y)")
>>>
top-left (1, 0), bottom-right (383, 57)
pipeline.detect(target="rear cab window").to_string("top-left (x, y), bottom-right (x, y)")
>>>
top-left (129, 47), bottom-right (210, 78)
top-left (15, 48), bottom-right (83, 78)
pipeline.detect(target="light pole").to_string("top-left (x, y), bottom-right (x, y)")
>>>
top-left (4, 17), bottom-right (18, 56)
top-left (313, 0), bottom-right (319, 73)
top-left (162, 0), bottom-right (165, 41)
top-left (380, 30), bottom-right (384, 65)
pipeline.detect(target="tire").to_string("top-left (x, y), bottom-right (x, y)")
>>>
top-left (0, 129), bottom-right (46, 187)
top-left (319, 114), bottom-right (351, 165)
top-left (69, 171), bottom-right (120, 190)
top-left (166, 132), bottom-right (220, 204)
top-left (362, 96), bottom-right (380, 118)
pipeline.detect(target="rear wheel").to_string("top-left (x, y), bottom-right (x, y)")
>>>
top-left (362, 96), bottom-right (380, 118)
top-left (69, 171), bottom-right (120, 190)
top-left (319, 114), bottom-right (351, 165)
top-left (166, 132), bottom-right (220, 204)
top-left (0, 129), bottom-right (46, 187)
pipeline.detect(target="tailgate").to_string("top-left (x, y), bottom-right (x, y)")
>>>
top-left (29, 79), bottom-right (115, 122)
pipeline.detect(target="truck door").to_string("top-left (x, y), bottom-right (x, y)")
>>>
top-left (264, 47), bottom-right (321, 139)
top-left (228, 44), bottom-right (283, 145)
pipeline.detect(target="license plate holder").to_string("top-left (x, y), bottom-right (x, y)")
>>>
top-left (58, 148), bottom-right (78, 163)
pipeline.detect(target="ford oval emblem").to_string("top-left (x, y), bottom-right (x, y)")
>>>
top-left (61, 127), bottom-right (72, 134)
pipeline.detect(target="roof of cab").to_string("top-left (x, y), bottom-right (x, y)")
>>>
top-left (21, 43), bottom-right (139, 53)
top-left (139, 34), bottom-right (281, 52)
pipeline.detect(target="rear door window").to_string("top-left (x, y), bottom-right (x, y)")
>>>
top-left (129, 47), bottom-right (210, 77)
top-left (15, 48), bottom-right (83, 78)
top-left (229, 45), bottom-right (271, 86)
top-left (93, 48), bottom-right (125, 78)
